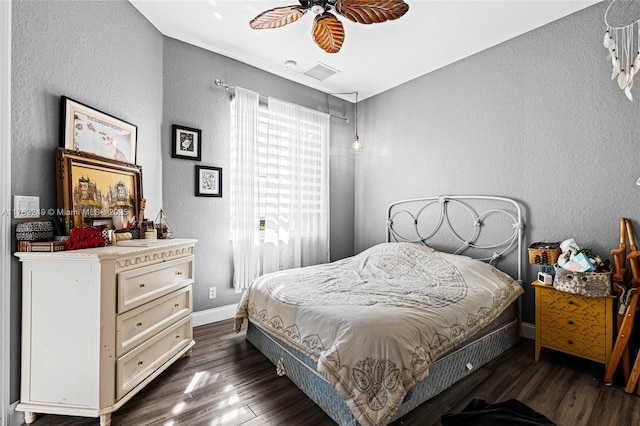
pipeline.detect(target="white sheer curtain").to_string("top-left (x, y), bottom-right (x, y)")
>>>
top-left (262, 98), bottom-right (330, 274)
top-left (230, 87), bottom-right (261, 293)
top-left (231, 91), bottom-right (330, 290)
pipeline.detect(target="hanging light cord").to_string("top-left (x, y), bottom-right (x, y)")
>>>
top-left (323, 91), bottom-right (362, 152)
top-left (354, 92), bottom-right (359, 139)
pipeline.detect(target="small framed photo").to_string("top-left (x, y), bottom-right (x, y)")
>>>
top-left (195, 165), bottom-right (222, 197)
top-left (172, 124), bottom-right (201, 161)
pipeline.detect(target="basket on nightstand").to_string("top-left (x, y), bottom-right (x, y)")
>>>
top-left (553, 267), bottom-right (612, 298)
top-left (528, 242), bottom-right (561, 265)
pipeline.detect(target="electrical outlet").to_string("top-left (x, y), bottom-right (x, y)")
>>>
top-left (208, 287), bottom-right (217, 299)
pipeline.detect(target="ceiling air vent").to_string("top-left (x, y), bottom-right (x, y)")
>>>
top-left (303, 62), bottom-right (339, 81)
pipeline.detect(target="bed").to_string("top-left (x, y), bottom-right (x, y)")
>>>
top-left (234, 195), bottom-right (525, 426)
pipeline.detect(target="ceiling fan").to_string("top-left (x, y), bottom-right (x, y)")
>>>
top-left (249, 0), bottom-right (410, 54)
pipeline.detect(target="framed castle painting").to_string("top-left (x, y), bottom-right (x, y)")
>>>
top-left (56, 148), bottom-right (143, 228)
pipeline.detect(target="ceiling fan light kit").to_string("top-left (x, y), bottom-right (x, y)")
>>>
top-left (249, 0), bottom-right (410, 53)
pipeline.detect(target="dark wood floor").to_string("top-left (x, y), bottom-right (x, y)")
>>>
top-left (25, 319), bottom-right (640, 426)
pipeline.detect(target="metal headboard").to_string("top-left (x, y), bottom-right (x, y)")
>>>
top-left (386, 195), bottom-right (523, 282)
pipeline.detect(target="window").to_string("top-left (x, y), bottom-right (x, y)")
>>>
top-left (230, 88), bottom-right (330, 292)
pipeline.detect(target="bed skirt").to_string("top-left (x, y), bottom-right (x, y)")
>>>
top-left (245, 308), bottom-right (521, 425)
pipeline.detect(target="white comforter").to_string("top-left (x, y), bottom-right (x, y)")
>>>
top-left (235, 242), bottom-right (523, 426)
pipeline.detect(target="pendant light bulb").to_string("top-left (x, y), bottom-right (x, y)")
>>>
top-left (351, 135), bottom-right (362, 153)
top-left (351, 91), bottom-right (362, 153)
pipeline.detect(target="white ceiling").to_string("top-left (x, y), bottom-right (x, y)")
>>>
top-left (130, 0), bottom-right (598, 102)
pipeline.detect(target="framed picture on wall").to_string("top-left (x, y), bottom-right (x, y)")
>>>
top-left (172, 124), bottom-right (202, 161)
top-left (195, 165), bottom-right (222, 197)
top-left (60, 96), bottom-right (138, 164)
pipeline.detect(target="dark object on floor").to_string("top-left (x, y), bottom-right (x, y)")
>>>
top-left (441, 398), bottom-right (556, 426)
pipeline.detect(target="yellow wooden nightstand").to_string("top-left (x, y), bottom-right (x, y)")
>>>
top-left (533, 280), bottom-right (615, 365)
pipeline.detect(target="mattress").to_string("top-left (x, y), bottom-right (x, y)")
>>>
top-left (245, 303), bottom-right (519, 425)
top-left (236, 243), bottom-right (524, 425)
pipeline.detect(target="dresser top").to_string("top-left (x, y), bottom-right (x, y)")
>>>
top-left (15, 238), bottom-right (197, 261)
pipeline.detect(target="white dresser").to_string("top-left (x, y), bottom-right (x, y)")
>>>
top-left (15, 238), bottom-right (197, 426)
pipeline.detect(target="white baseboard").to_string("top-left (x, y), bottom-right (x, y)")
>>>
top-left (521, 321), bottom-right (535, 340)
top-left (8, 401), bottom-right (23, 426)
top-left (192, 304), bottom-right (237, 327)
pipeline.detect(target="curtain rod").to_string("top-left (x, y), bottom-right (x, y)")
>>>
top-left (214, 79), bottom-right (349, 123)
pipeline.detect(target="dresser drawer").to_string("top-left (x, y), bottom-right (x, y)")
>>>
top-left (116, 286), bottom-right (192, 356)
top-left (116, 316), bottom-right (193, 400)
top-left (117, 256), bottom-right (194, 313)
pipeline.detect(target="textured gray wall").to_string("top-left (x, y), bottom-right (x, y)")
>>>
top-left (9, 0), bottom-right (355, 405)
top-left (11, 0), bottom-right (163, 404)
top-left (162, 37), bottom-right (355, 311)
top-left (354, 2), bottom-right (640, 324)
top-left (10, 0), bottom-right (616, 410)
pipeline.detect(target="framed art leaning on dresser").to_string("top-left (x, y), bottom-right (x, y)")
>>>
top-left (56, 147), bottom-right (143, 229)
top-left (60, 96), bottom-right (138, 164)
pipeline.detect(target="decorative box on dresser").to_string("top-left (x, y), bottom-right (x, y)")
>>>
top-left (15, 238), bottom-right (197, 426)
top-left (533, 280), bottom-right (615, 365)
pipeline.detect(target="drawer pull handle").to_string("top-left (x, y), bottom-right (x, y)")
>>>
top-left (174, 303), bottom-right (180, 308)
top-left (176, 271), bottom-right (183, 276)
top-left (139, 283), bottom-right (146, 288)
top-left (567, 320), bottom-right (574, 325)
top-left (175, 335), bottom-right (181, 340)
top-left (137, 360), bottom-right (144, 366)
top-left (568, 340), bottom-right (574, 345)
top-left (136, 322), bottom-right (143, 328)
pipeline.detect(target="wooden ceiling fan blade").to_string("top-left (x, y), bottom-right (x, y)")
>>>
top-left (250, 5), bottom-right (308, 30)
top-left (334, 0), bottom-right (409, 24)
top-left (312, 12), bottom-right (345, 53)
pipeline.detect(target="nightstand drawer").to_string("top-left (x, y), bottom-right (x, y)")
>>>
top-left (539, 307), bottom-right (606, 333)
top-left (117, 256), bottom-right (194, 313)
top-left (540, 328), bottom-right (605, 362)
top-left (540, 288), bottom-right (606, 315)
top-left (116, 286), bottom-right (192, 356)
top-left (539, 312), bottom-right (605, 338)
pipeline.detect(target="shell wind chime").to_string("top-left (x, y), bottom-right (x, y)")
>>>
top-left (604, 0), bottom-right (640, 101)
